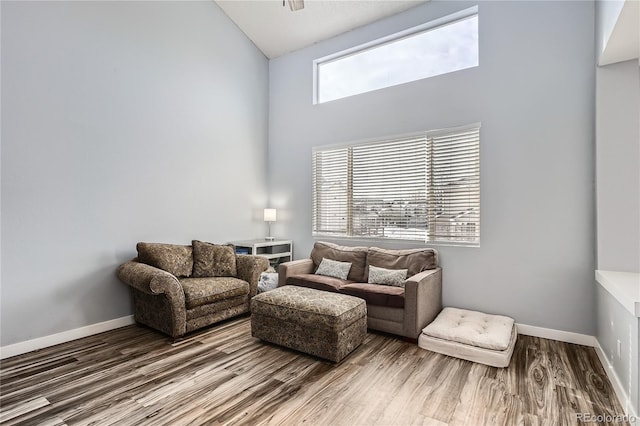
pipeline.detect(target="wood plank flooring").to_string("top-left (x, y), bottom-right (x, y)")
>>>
top-left (0, 316), bottom-right (628, 426)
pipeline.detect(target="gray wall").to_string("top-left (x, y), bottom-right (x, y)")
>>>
top-left (594, 46), bottom-right (640, 415)
top-left (595, 59), bottom-right (640, 272)
top-left (269, 0), bottom-right (596, 334)
top-left (1, 1), bottom-right (269, 346)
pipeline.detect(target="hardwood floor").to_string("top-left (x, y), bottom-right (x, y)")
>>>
top-left (0, 316), bottom-right (628, 425)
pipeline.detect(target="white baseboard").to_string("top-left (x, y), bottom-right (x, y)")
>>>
top-left (516, 323), bottom-right (596, 347)
top-left (0, 315), bottom-right (135, 360)
top-left (594, 339), bottom-right (638, 419)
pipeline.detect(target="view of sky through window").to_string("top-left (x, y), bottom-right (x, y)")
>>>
top-left (316, 13), bottom-right (479, 104)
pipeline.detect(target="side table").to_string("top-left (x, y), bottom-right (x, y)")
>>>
top-left (229, 238), bottom-right (293, 268)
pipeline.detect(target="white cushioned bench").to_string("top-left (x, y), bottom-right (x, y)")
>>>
top-left (417, 307), bottom-right (517, 368)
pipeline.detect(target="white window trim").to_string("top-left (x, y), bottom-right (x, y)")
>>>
top-left (312, 5), bottom-right (479, 105)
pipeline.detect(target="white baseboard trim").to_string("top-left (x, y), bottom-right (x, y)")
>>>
top-left (594, 339), bottom-right (638, 419)
top-left (516, 323), bottom-right (596, 347)
top-left (0, 315), bottom-right (135, 360)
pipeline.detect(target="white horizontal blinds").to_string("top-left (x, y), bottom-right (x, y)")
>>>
top-left (312, 147), bottom-right (349, 236)
top-left (428, 127), bottom-right (480, 243)
top-left (351, 136), bottom-right (428, 240)
top-left (312, 124), bottom-right (480, 245)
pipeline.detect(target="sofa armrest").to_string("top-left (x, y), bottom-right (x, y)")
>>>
top-left (402, 267), bottom-right (442, 339)
top-left (236, 255), bottom-right (270, 299)
top-left (278, 259), bottom-right (314, 287)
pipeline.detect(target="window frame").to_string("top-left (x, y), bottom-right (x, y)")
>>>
top-left (312, 123), bottom-right (481, 247)
top-left (312, 5), bottom-right (479, 105)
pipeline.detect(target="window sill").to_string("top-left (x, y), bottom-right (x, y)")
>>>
top-left (595, 270), bottom-right (640, 317)
top-left (312, 235), bottom-right (479, 248)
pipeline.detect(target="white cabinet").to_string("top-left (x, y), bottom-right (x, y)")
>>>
top-left (230, 239), bottom-right (293, 268)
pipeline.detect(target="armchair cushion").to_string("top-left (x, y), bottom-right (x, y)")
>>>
top-left (136, 242), bottom-right (193, 277)
top-left (180, 277), bottom-right (249, 309)
top-left (310, 241), bottom-right (368, 282)
top-left (191, 240), bottom-right (237, 278)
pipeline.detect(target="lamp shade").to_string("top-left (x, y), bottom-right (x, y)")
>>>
top-left (263, 208), bottom-right (277, 222)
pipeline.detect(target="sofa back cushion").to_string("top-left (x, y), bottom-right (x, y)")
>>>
top-left (310, 241), bottom-right (368, 282)
top-left (137, 242), bottom-right (193, 277)
top-left (365, 247), bottom-right (438, 281)
top-left (191, 240), bottom-right (237, 278)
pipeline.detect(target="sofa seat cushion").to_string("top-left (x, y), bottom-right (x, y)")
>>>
top-left (180, 277), bottom-right (249, 309)
top-left (310, 241), bottom-right (368, 282)
top-left (286, 274), bottom-right (352, 293)
top-left (340, 283), bottom-right (405, 308)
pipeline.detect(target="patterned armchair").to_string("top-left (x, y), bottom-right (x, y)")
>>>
top-left (117, 240), bottom-right (269, 339)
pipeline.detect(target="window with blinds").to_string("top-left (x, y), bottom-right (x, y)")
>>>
top-left (312, 125), bottom-right (480, 245)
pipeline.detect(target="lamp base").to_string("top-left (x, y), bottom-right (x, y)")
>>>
top-left (265, 236), bottom-right (275, 241)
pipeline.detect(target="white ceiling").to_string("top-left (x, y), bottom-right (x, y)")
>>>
top-left (215, 0), bottom-right (428, 59)
top-left (599, 0), bottom-right (639, 66)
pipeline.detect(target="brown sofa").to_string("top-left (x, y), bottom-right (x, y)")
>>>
top-left (278, 241), bottom-right (442, 339)
top-left (117, 240), bottom-right (269, 339)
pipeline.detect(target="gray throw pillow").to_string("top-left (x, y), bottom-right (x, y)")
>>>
top-left (368, 265), bottom-right (408, 287)
top-left (315, 258), bottom-right (352, 280)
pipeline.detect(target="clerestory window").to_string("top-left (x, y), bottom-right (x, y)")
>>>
top-left (314, 6), bottom-right (479, 104)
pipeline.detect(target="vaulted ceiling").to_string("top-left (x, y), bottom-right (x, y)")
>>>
top-left (215, 0), bottom-right (428, 58)
top-left (599, 0), bottom-right (639, 65)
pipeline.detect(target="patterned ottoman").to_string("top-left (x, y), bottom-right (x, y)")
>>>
top-left (418, 307), bottom-right (517, 368)
top-left (250, 285), bottom-right (367, 362)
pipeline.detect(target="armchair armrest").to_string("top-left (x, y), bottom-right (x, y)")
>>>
top-left (403, 267), bottom-right (442, 339)
top-left (117, 260), bottom-right (185, 301)
top-left (278, 259), bottom-right (314, 287)
top-left (116, 260), bottom-right (187, 337)
top-left (236, 255), bottom-right (270, 299)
